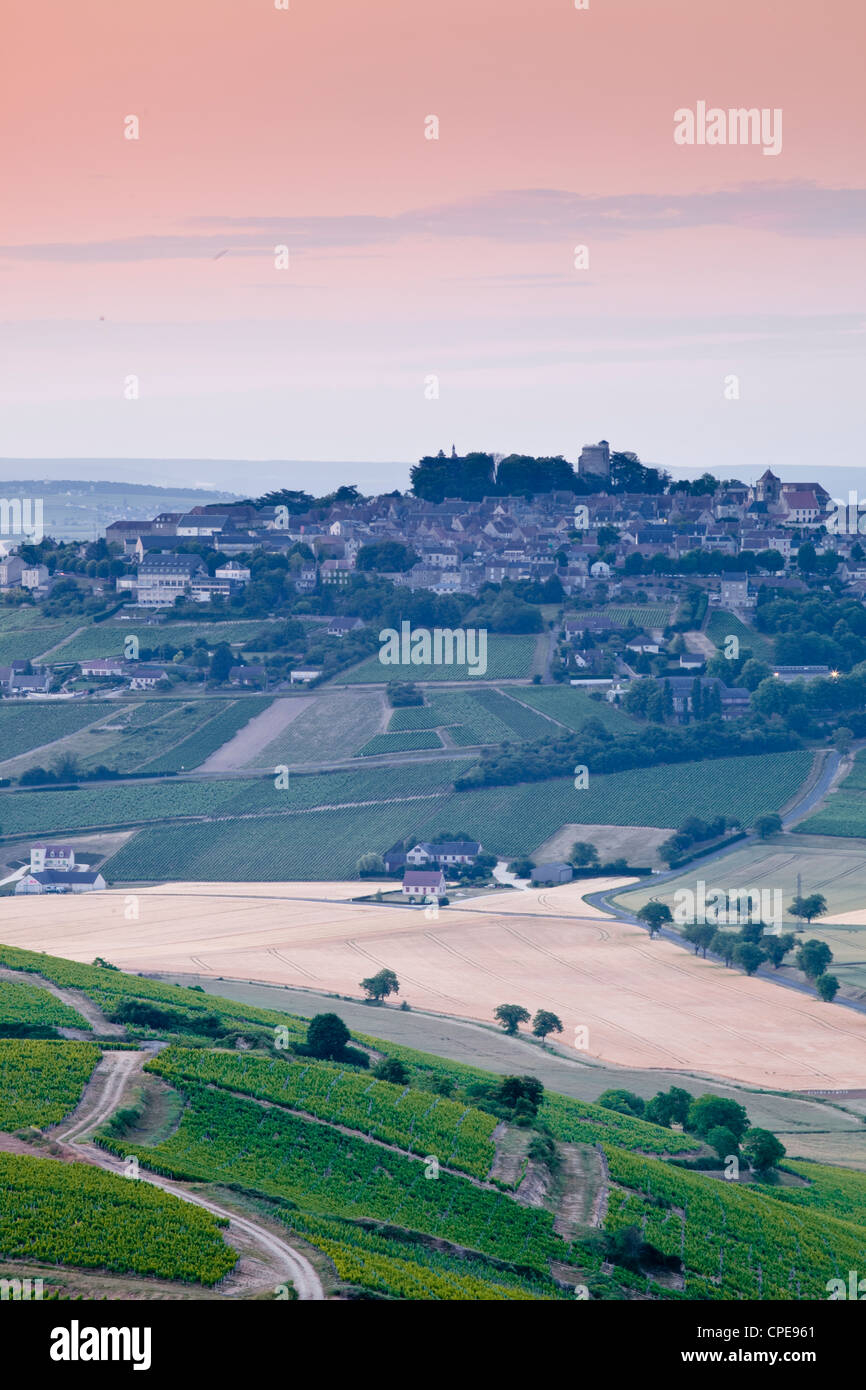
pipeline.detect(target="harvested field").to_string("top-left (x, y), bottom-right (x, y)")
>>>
top-left (3, 880), bottom-right (866, 1091)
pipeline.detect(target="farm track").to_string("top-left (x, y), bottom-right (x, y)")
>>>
top-left (49, 1049), bottom-right (325, 1300)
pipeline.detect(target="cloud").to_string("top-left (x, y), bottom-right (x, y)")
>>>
top-left (0, 183), bottom-right (863, 262)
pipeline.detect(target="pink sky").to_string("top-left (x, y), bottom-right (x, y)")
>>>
top-left (1, 0), bottom-right (864, 485)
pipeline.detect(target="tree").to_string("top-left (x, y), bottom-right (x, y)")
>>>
top-left (644, 1086), bottom-right (693, 1128)
top-left (834, 726), bottom-right (854, 755)
top-left (743, 1129), bottom-right (786, 1173)
top-left (762, 933), bottom-right (796, 969)
top-left (815, 972), bottom-right (840, 1002)
top-left (360, 968), bottom-right (400, 1002)
top-left (637, 902), bottom-right (673, 937)
top-left (508, 859), bottom-right (535, 878)
top-left (209, 641), bottom-right (234, 683)
top-left (532, 1010), bottom-right (563, 1045)
top-left (569, 841), bottom-right (599, 869)
top-left (707, 1125), bottom-right (739, 1160)
top-left (497, 1075), bottom-right (544, 1115)
top-left (796, 939), bottom-right (833, 979)
top-left (734, 942), bottom-right (765, 976)
top-left (683, 923), bottom-right (715, 957)
top-left (356, 852), bottom-right (386, 878)
top-left (374, 1058), bottom-right (409, 1084)
top-left (598, 1089), bottom-right (646, 1118)
top-left (494, 1003), bottom-right (530, 1035)
top-left (754, 813), bottom-right (782, 839)
top-left (710, 930), bottom-right (739, 966)
top-left (799, 893), bottom-right (828, 924)
top-left (686, 1095), bottom-right (750, 1143)
top-left (307, 1012), bottom-right (350, 1060)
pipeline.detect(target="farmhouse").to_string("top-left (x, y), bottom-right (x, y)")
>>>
top-left (30, 844), bottom-right (76, 872)
top-left (406, 840), bottom-right (480, 867)
top-left (16, 870), bottom-right (106, 895)
top-left (402, 869), bottom-right (446, 900)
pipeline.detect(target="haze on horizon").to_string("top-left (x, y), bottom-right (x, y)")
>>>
top-left (2, 0), bottom-right (864, 480)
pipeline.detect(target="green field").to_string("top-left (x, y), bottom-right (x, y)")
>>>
top-left (0, 1151), bottom-right (236, 1284)
top-left (0, 701), bottom-right (114, 765)
top-left (572, 604), bottom-right (674, 628)
top-left (508, 684), bottom-right (635, 733)
top-left (611, 835), bottom-right (866, 993)
top-left (0, 1040), bottom-right (100, 1129)
top-left (0, 606), bottom-right (82, 663)
top-left (49, 620), bottom-right (276, 664)
top-left (800, 749), bottom-right (866, 838)
top-left (705, 610), bottom-right (776, 664)
top-left (98, 750), bottom-right (812, 880)
top-left (336, 634), bottom-right (538, 684)
top-left (355, 731), bottom-right (444, 755)
top-left (387, 689), bottom-right (554, 746)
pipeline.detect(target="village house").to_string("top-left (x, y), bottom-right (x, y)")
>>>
top-left (30, 844), bottom-right (76, 872)
top-left (405, 840), bottom-right (480, 867)
top-left (16, 870), bottom-right (107, 895)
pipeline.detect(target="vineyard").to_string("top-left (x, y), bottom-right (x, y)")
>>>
top-left (0, 1151), bottom-right (236, 1284)
top-left (0, 978), bottom-right (89, 1034)
top-left (355, 731), bottom-right (444, 755)
top-left (603, 1146), bottom-right (866, 1299)
top-left (139, 697), bottom-right (274, 772)
top-left (0, 607), bottom-right (81, 663)
top-left (0, 1040), bottom-right (99, 1129)
top-left (0, 945), bottom-right (311, 1040)
top-left (800, 751), bottom-right (866, 837)
top-left (569, 605), bottom-right (674, 628)
top-left (94, 748), bottom-right (814, 880)
top-left (387, 689), bottom-right (553, 746)
top-left (101, 1085), bottom-right (568, 1269)
top-left (0, 701), bottom-right (113, 764)
top-left (0, 756), bottom-right (466, 839)
top-left (706, 610), bottom-right (776, 664)
top-left (146, 1046), bottom-right (498, 1178)
top-left (280, 1211), bottom-right (570, 1300)
top-left (510, 683), bottom-right (635, 733)
top-left (49, 619), bottom-right (275, 664)
top-left (336, 634), bottom-right (538, 684)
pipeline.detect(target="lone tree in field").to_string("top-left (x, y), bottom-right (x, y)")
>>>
top-left (815, 972), bottom-right (840, 1002)
top-left (743, 1128), bottom-right (786, 1174)
top-left (360, 968), bottom-right (400, 1002)
top-left (569, 841), bottom-right (599, 869)
top-left (789, 893), bottom-right (828, 926)
top-left (532, 1010), bottom-right (563, 1046)
top-left (637, 901), bottom-right (672, 937)
top-left (796, 939), bottom-right (833, 980)
top-left (307, 1012), bottom-right (351, 1060)
top-left (754, 813), bottom-right (782, 840)
top-left (494, 1003), bottom-right (530, 1036)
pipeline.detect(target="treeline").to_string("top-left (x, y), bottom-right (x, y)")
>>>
top-left (454, 719), bottom-right (800, 790)
top-left (409, 450), bottom-right (667, 503)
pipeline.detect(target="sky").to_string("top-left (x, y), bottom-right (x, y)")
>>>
top-left (1, 0), bottom-right (864, 491)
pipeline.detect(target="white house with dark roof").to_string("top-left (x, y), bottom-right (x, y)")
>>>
top-left (402, 868), bottom-right (446, 900)
top-left (30, 844), bottom-right (76, 872)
